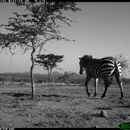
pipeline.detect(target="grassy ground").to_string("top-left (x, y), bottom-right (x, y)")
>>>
top-left (0, 82), bottom-right (130, 128)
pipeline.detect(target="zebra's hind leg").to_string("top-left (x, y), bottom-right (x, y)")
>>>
top-left (93, 78), bottom-right (98, 97)
top-left (101, 80), bottom-right (110, 99)
top-left (115, 75), bottom-right (124, 99)
top-left (85, 76), bottom-right (91, 97)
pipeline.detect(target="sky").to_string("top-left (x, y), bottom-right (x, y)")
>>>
top-left (0, 2), bottom-right (130, 77)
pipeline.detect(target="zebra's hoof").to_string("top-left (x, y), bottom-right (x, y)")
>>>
top-left (120, 97), bottom-right (123, 100)
top-left (87, 93), bottom-right (91, 97)
top-left (101, 95), bottom-right (105, 99)
top-left (93, 93), bottom-right (97, 97)
top-left (120, 95), bottom-right (124, 100)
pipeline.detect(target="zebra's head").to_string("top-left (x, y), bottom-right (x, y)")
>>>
top-left (79, 55), bottom-right (93, 75)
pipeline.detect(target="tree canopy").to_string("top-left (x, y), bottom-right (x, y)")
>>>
top-left (35, 54), bottom-right (64, 82)
top-left (0, 2), bottom-right (81, 53)
top-left (0, 2), bottom-right (81, 99)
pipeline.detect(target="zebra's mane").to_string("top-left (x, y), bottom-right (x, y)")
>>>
top-left (80, 55), bottom-right (93, 61)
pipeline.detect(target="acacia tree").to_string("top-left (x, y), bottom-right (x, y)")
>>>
top-left (0, 2), bottom-right (81, 99)
top-left (35, 54), bottom-right (64, 82)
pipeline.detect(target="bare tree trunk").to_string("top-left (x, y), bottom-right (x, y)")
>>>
top-left (47, 70), bottom-right (51, 83)
top-left (47, 69), bottom-right (52, 83)
top-left (30, 47), bottom-right (36, 100)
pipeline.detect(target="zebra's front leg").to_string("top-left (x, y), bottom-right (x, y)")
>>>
top-left (85, 76), bottom-right (91, 97)
top-left (101, 80), bottom-right (110, 99)
top-left (93, 78), bottom-right (98, 97)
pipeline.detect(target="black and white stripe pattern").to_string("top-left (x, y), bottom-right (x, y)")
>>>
top-left (79, 55), bottom-right (124, 99)
top-left (95, 57), bottom-right (115, 78)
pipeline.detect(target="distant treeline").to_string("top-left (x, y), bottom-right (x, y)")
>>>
top-left (0, 72), bottom-right (130, 85)
top-left (0, 72), bottom-right (84, 84)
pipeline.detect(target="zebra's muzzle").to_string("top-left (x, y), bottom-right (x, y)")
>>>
top-left (79, 69), bottom-right (84, 75)
top-left (79, 71), bottom-right (82, 75)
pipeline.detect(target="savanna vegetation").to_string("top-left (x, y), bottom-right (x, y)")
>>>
top-left (0, 71), bottom-right (130, 86)
top-left (0, 2), bottom-right (130, 128)
top-left (0, 76), bottom-right (130, 128)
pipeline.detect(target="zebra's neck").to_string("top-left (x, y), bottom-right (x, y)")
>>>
top-left (85, 58), bottom-right (101, 72)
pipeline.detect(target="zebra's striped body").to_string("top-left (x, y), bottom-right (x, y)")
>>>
top-left (79, 55), bottom-right (123, 99)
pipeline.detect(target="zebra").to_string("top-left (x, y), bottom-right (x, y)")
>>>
top-left (79, 55), bottom-right (123, 99)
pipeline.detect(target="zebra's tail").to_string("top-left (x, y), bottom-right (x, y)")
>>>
top-left (115, 60), bottom-right (122, 76)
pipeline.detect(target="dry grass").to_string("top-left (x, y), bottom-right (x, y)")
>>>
top-left (0, 83), bottom-right (130, 128)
